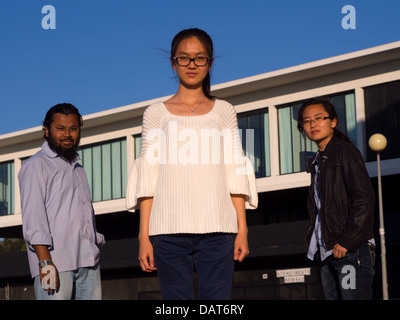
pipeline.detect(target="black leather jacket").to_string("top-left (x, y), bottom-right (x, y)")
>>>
top-left (305, 136), bottom-right (375, 252)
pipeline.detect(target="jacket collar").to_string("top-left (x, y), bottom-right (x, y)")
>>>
top-left (307, 136), bottom-right (338, 172)
top-left (318, 136), bottom-right (337, 164)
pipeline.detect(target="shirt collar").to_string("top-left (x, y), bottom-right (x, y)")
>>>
top-left (42, 141), bottom-right (58, 158)
top-left (312, 151), bottom-right (320, 165)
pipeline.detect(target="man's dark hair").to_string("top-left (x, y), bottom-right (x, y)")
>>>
top-left (42, 103), bottom-right (83, 139)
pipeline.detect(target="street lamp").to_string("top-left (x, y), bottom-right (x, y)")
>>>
top-left (368, 133), bottom-right (388, 300)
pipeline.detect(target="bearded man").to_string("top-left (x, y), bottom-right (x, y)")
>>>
top-left (18, 103), bottom-right (105, 300)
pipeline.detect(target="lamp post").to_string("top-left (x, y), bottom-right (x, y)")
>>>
top-left (368, 133), bottom-right (388, 300)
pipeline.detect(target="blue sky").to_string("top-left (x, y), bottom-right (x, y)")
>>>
top-left (0, 0), bottom-right (399, 135)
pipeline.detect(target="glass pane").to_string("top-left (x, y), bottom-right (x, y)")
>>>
top-left (134, 135), bottom-right (142, 159)
top-left (344, 93), bottom-right (357, 144)
top-left (83, 148), bottom-right (93, 197)
top-left (121, 140), bottom-right (127, 197)
top-left (92, 145), bottom-right (102, 202)
top-left (291, 104), bottom-right (302, 173)
top-left (237, 117), bottom-right (248, 152)
top-left (278, 107), bottom-right (293, 174)
top-left (0, 165), bottom-right (3, 215)
top-left (10, 162), bottom-right (14, 214)
top-left (0, 161), bottom-right (14, 216)
top-left (331, 95), bottom-right (347, 133)
top-left (249, 114), bottom-right (261, 176)
top-left (77, 150), bottom-right (82, 165)
top-left (238, 110), bottom-right (270, 178)
top-left (364, 80), bottom-right (400, 161)
top-left (263, 113), bottom-right (271, 177)
top-left (111, 141), bottom-right (122, 199)
top-left (101, 144), bottom-right (112, 201)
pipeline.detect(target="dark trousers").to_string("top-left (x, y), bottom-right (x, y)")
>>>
top-left (318, 241), bottom-right (376, 300)
top-left (152, 233), bottom-right (235, 300)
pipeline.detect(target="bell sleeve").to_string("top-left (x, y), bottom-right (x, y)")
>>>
top-left (126, 106), bottom-right (162, 212)
top-left (223, 104), bottom-right (258, 210)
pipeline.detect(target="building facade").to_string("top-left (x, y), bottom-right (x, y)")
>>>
top-left (1, 41), bottom-right (400, 299)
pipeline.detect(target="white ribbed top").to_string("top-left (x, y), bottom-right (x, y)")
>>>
top-left (126, 99), bottom-right (258, 235)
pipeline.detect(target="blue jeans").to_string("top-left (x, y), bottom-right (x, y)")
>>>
top-left (152, 233), bottom-right (235, 300)
top-left (319, 242), bottom-right (375, 300)
top-left (34, 263), bottom-right (102, 300)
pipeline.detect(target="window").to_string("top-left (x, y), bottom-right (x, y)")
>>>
top-left (0, 161), bottom-right (14, 216)
top-left (238, 109), bottom-right (270, 178)
top-left (364, 80), bottom-right (400, 161)
top-left (78, 139), bottom-right (127, 202)
top-left (134, 135), bottom-right (141, 159)
top-left (277, 92), bottom-right (357, 174)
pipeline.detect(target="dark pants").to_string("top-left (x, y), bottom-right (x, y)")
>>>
top-left (152, 233), bottom-right (235, 300)
top-left (319, 241), bottom-right (376, 300)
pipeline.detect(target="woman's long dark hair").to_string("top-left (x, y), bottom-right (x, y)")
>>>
top-left (297, 97), bottom-right (351, 143)
top-left (170, 28), bottom-right (215, 99)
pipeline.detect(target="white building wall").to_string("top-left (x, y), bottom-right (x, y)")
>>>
top-left (1, 41), bottom-right (400, 229)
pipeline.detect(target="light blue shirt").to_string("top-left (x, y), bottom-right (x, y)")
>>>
top-left (18, 141), bottom-right (105, 278)
top-left (307, 153), bottom-right (332, 261)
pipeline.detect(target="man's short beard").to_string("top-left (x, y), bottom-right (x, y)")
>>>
top-left (47, 132), bottom-right (80, 162)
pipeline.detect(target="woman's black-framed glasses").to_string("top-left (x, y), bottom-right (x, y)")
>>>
top-left (173, 56), bottom-right (210, 67)
top-left (302, 116), bottom-right (333, 127)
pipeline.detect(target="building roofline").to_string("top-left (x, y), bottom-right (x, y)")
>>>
top-left (1, 40), bottom-right (400, 147)
top-left (212, 40), bottom-right (400, 98)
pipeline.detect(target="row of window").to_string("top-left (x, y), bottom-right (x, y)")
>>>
top-left (77, 139), bottom-right (127, 203)
top-left (1, 80), bottom-right (399, 216)
top-left (238, 91), bottom-right (357, 177)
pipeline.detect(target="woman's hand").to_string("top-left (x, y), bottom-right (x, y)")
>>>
top-left (138, 236), bottom-right (157, 272)
top-left (332, 243), bottom-right (348, 259)
top-left (234, 231), bottom-right (249, 262)
top-left (138, 197), bottom-right (156, 272)
top-left (231, 194), bottom-right (249, 262)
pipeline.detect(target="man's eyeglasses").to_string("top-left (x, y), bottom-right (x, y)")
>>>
top-left (302, 116), bottom-right (333, 127)
top-left (173, 56), bottom-right (210, 67)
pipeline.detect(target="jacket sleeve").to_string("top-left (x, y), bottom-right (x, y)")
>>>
top-left (337, 143), bottom-right (375, 251)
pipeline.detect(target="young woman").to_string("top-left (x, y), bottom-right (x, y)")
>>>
top-left (126, 28), bottom-right (258, 300)
top-left (297, 98), bottom-right (376, 299)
